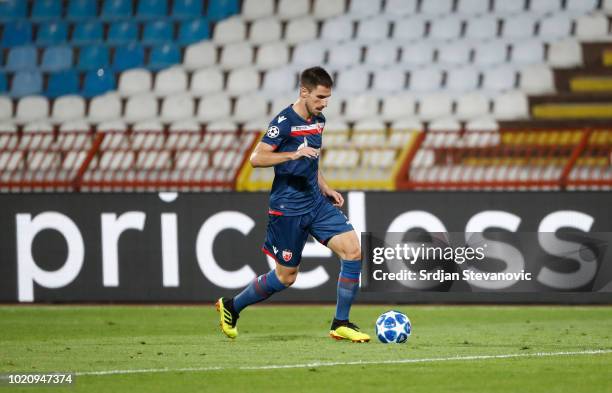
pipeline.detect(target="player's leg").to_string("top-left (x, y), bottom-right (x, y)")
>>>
top-left (216, 214), bottom-right (306, 339)
top-left (310, 202), bottom-right (370, 342)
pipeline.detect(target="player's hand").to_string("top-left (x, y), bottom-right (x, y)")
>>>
top-left (325, 189), bottom-right (344, 207)
top-left (292, 146), bottom-right (320, 160)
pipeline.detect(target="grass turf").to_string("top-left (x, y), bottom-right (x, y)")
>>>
top-left (0, 305), bottom-right (611, 393)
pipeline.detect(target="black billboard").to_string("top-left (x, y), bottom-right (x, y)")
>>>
top-left (0, 192), bottom-right (611, 303)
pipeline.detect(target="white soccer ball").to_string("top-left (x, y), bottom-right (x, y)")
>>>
top-left (375, 310), bottom-right (411, 344)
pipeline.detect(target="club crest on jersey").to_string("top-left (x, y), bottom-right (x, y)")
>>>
top-left (266, 126), bottom-right (280, 138)
top-left (282, 249), bottom-right (293, 262)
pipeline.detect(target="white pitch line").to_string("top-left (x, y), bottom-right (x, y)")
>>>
top-left (75, 349), bottom-right (612, 377)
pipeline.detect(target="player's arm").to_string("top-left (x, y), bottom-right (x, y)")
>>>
top-left (250, 142), bottom-right (320, 168)
top-left (318, 169), bottom-right (344, 207)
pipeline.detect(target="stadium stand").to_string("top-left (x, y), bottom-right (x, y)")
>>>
top-left (0, 0), bottom-right (610, 192)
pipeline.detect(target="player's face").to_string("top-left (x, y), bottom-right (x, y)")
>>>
top-left (303, 85), bottom-right (331, 117)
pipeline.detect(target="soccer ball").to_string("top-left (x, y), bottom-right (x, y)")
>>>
top-left (375, 310), bottom-right (411, 344)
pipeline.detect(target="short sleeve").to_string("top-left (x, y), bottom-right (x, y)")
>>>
top-left (261, 119), bottom-right (290, 150)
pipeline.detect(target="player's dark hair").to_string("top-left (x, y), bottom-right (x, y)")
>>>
top-left (300, 67), bottom-right (334, 91)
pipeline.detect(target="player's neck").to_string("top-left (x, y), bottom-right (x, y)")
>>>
top-left (293, 99), bottom-right (314, 122)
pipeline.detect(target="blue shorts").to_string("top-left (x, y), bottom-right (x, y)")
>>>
top-left (262, 200), bottom-right (354, 267)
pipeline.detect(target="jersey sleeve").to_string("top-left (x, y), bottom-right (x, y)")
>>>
top-left (261, 118), bottom-right (291, 150)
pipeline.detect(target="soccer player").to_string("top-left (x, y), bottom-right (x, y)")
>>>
top-left (216, 66), bottom-right (370, 343)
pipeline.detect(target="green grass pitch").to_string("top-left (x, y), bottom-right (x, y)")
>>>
top-left (1, 305), bottom-right (611, 393)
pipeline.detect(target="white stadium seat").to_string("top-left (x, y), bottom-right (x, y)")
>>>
top-left (421, 0), bottom-right (453, 15)
top-left (241, 0), bottom-right (274, 20)
top-left (501, 15), bottom-right (537, 39)
top-left (566, 0), bottom-right (598, 13)
top-left (277, 0), bottom-right (309, 19)
top-left (446, 68), bottom-right (480, 92)
top-left (384, 0), bottom-right (417, 15)
top-left (409, 68), bottom-right (443, 92)
top-left (473, 41), bottom-right (507, 66)
top-left (256, 42), bottom-right (290, 70)
top-left (519, 65), bottom-right (555, 94)
top-left (226, 68), bottom-right (260, 94)
top-left (493, 0), bottom-right (526, 14)
top-left (400, 42), bottom-right (435, 66)
top-left (321, 16), bottom-right (354, 42)
top-left (465, 117), bottom-right (499, 131)
top-left (234, 95), bottom-right (269, 122)
top-left (213, 16), bottom-right (246, 44)
top-left (16, 96), bottom-right (49, 122)
top-left (365, 42), bottom-right (399, 67)
top-left (548, 40), bottom-right (583, 68)
top-left (482, 66), bottom-right (517, 91)
top-left (456, 0), bottom-right (490, 15)
top-left (429, 118), bottom-right (461, 131)
top-left (344, 95), bottom-right (379, 121)
top-left (154, 67), bottom-right (188, 96)
top-left (250, 18), bottom-right (282, 44)
top-left (51, 95), bottom-right (85, 123)
top-left (392, 16), bottom-right (426, 41)
top-left (493, 91), bottom-right (529, 120)
top-left (429, 17), bottom-right (463, 40)
top-left (183, 41), bottom-right (217, 70)
top-left (124, 94), bottom-right (158, 123)
top-left (381, 95), bottom-right (416, 120)
top-left (59, 120), bottom-right (90, 132)
top-left (89, 94), bottom-right (122, 123)
top-left (456, 93), bottom-right (490, 119)
top-left (160, 94), bottom-right (195, 122)
top-left (312, 0), bottom-right (346, 19)
top-left (538, 15), bottom-right (573, 40)
top-left (511, 40), bottom-right (545, 64)
top-left (419, 94), bottom-right (453, 120)
top-left (437, 42), bottom-right (472, 65)
top-left (372, 68), bottom-right (407, 93)
top-left (327, 43), bottom-right (362, 70)
top-left (335, 67), bottom-right (370, 94)
top-left (349, 0), bottom-right (383, 16)
top-left (529, 0), bottom-right (562, 13)
top-left (262, 67), bottom-right (298, 95)
top-left (284, 17), bottom-right (318, 45)
top-left (465, 16), bottom-right (498, 39)
top-left (219, 42), bottom-right (254, 69)
top-left (190, 68), bottom-right (224, 96)
top-left (118, 68), bottom-right (152, 96)
top-left (356, 16), bottom-right (390, 42)
top-left (197, 95), bottom-right (232, 122)
top-left (291, 41), bottom-right (327, 68)
top-left (575, 14), bottom-right (610, 41)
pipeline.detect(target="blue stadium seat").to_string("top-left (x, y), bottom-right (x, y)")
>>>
top-left (0, 0), bottom-right (28, 22)
top-left (67, 0), bottom-right (99, 20)
top-left (112, 43), bottom-right (145, 71)
top-left (142, 20), bottom-right (174, 45)
top-left (11, 71), bottom-right (43, 98)
top-left (6, 46), bottom-right (38, 72)
top-left (82, 68), bottom-right (116, 97)
top-left (47, 70), bottom-right (80, 98)
top-left (41, 46), bottom-right (74, 72)
top-left (101, 0), bottom-right (133, 20)
top-left (0, 73), bottom-right (7, 94)
top-left (36, 21), bottom-right (69, 45)
top-left (2, 21), bottom-right (33, 48)
top-left (136, 0), bottom-right (169, 20)
top-left (172, 0), bottom-right (203, 20)
top-left (72, 21), bottom-right (104, 46)
top-left (148, 43), bottom-right (181, 70)
top-left (107, 21), bottom-right (138, 45)
top-left (78, 45), bottom-right (110, 71)
top-left (177, 19), bottom-right (209, 45)
top-left (207, 0), bottom-right (239, 21)
top-left (31, 0), bottom-right (63, 21)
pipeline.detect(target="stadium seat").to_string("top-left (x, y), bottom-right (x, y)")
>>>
top-left (465, 117), bottom-right (498, 131)
top-left (136, 0), bottom-right (168, 20)
top-left (220, 42), bottom-right (254, 69)
top-left (154, 67), bottom-right (188, 96)
top-left (335, 68), bottom-right (370, 95)
top-left (501, 15), bottom-right (537, 39)
top-left (118, 68), bottom-right (153, 96)
top-left (365, 42), bottom-right (399, 67)
top-left (88, 93), bottom-right (122, 122)
top-left (6, 46), bottom-right (38, 72)
top-left (51, 95), bottom-right (86, 123)
top-left (177, 19), bottom-right (210, 45)
top-left (438, 42), bottom-right (472, 65)
top-left (169, 119), bottom-right (200, 132)
top-left (384, 0), bottom-right (418, 15)
top-left (292, 41), bottom-right (328, 68)
top-left (72, 21), bottom-right (104, 46)
top-left (372, 68), bottom-right (406, 92)
top-left (529, 0), bottom-right (562, 13)
top-left (344, 95), bottom-right (379, 121)
top-left (538, 14), bottom-right (573, 39)
top-left (78, 45), bottom-right (110, 71)
top-left (421, 0), bottom-right (453, 15)
top-left (482, 66), bottom-right (517, 91)
top-left (285, 18), bottom-right (319, 45)
top-left (107, 21), bottom-right (139, 45)
top-left (419, 94), bottom-right (453, 120)
top-left (548, 40), bottom-right (582, 68)
top-left (16, 96), bottom-right (50, 122)
top-left (493, 0), bottom-right (526, 13)
top-left (256, 42), bottom-right (289, 70)
top-left (429, 16), bottom-right (463, 40)
top-left (149, 44), bottom-right (181, 70)
top-left (250, 18), bottom-right (282, 44)
top-left (456, 93), bottom-right (490, 120)
top-left (356, 17), bottom-right (390, 42)
top-left (143, 20), bottom-right (174, 45)
top-left (101, 0), bottom-right (133, 20)
top-left (566, 0), bottom-right (598, 13)
top-left (312, 0), bottom-right (346, 19)
top-left (465, 17), bottom-right (498, 39)
top-left (124, 94), bottom-right (158, 122)
top-left (82, 68), bottom-right (116, 97)
top-left (473, 41), bottom-right (507, 66)
top-left (11, 71), bottom-right (43, 98)
top-left (233, 95), bottom-right (268, 122)
top-left (2, 21), bottom-right (33, 48)
top-left (213, 16), bottom-right (246, 44)
top-left (66, 0), bottom-right (98, 20)
top-left (519, 65), bottom-right (555, 94)
top-left (226, 68), bottom-right (260, 94)
top-left (31, 0), bottom-right (63, 21)
top-left (511, 40), bottom-right (545, 64)
top-left (191, 68), bottom-right (224, 96)
top-left (183, 42), bottom-right (217, 70)
top-left (393, 16), bottom-right (427, 41)
top-left (575, 14), bottom-right (609, 40)
top-left (321, 17), bottom-right (355, 42)
top-left (160, 94), bottom-right (194, 122)
top-left (456, 0), bottom-right (490, 14)
top-left (0, 0), bottom-right (27, 22)
top-left (262, 67), bottom-right (297, 95)
top-left (207, 0), bottom-right (239, 21)
top-left (493, 91), bottom-right (529, 120)
top-left (36, 21), bottom-right (68, 45)
top-left (172, 0), bottom-right (203, 20)
top-left (409, 68), bottom-right (443, 92)
top-left (277, 0), bottom-right (309, 18)
top-left (349, 0), bottom-right (383, 16)
top-left (446, 68), bottom-right (480, 92)
top-left (206, 120), bottom-right (237, 132)
top-left (112, 43), bottom-right (145, 71)
top-left (241, 0), bottom-right (274, 20)
top-left (400, 42), bottom-right (434, 66)
top-left (46, 70), bottom-right (80, 98)
top-left (197, 95), bottom-right (231, 121)
top-left (41, 46), bottom-right (73, 72)
top-left (327, 43), bottom-right (362, 70)
top-left (429, 118), bottom-right (461, 131)
top-left (97, 119), bottom-right (127, 132)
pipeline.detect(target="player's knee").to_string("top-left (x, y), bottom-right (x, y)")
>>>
top-left (277, 270), bottom-right (298, 287)
top-left (344, 247), bottom-right (362, 261)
